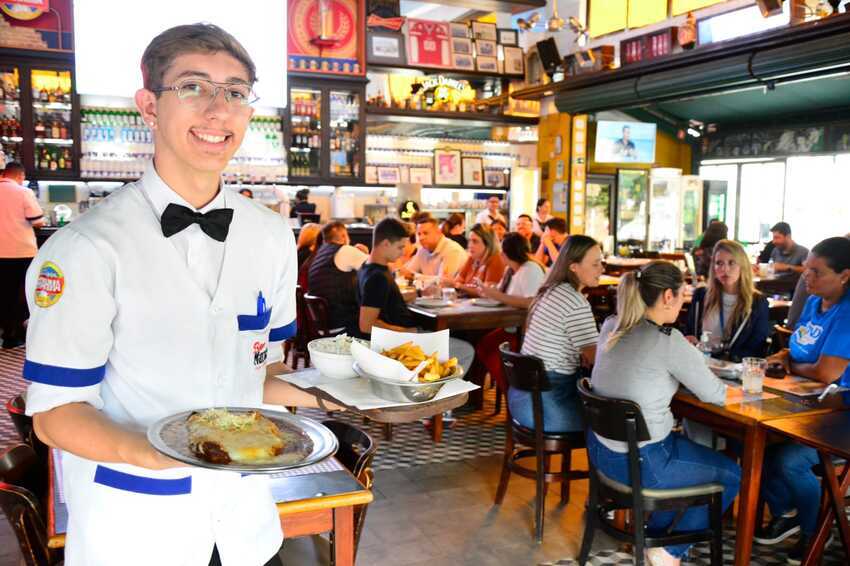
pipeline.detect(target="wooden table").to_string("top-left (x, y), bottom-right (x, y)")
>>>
top-left (408, 299), bottom-right (527, 332)
top-left (672, 382), bottom-right (848, 566)
top-left (288, 377), bottom-right (469, 443)
top-left (47, 455), bottom-right (373, 566)
top-left (762, 412), bottom-right (850, 566)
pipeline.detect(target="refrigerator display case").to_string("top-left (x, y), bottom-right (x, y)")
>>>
top-left (584, 174), bottom-right (615, 253)
top-left (647, 169), bottom-right (703, 251)
top-left (615, 169), bottom-right (649, 251)
top-left (286, 78), bottom-right (365, 184)
top-left (0, 65), bottom-right (22, 164)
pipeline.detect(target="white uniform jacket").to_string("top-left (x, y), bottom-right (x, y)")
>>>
top-left (23, 167), bottom-right (297, 566)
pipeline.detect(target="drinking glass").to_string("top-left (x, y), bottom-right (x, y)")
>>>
top-left (442, 287), bottom-right (457, 303)
top-left (741, 357), bottom-right (767, 394)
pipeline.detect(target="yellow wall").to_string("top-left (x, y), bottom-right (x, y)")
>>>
top-left (587, 124), bottom-right (692, 175)
top-left (536, 112), bottom-right (571, 221)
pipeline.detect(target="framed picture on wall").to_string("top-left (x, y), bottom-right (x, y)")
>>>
top-left (434, 149), bottom-right (462, 185)
top-left (503, 46), bottom-right (524, 75)
top-left (407, 18), bottom-right (452, 68)
top-left (451, 37), bottom-right (473, 56)
top-left (365, 166), bottom-right (378, 184)
top-left (409, 167), bottom-right (433, 185)
top-left (471, 21), bottom-right (497, 41)
top-left (476, 56), bottom-right (498, 73)
top-left (450, 22), bottom-right (469, 38)
top-left (377, 166), bottom-right (401, 184)
top-left (366, 31), bottom-right (407, 65)
top-left (462, 157), bottom-right (484, 186)
top-left (475, 39), bottom-right (497, 57)
top-left (497, 28), bottom-right (518, 46)
top-left (452, 53), bottom-right (474, 70)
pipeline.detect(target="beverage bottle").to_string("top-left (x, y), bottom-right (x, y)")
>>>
top-left (699, 331), bottom-right (712, 363)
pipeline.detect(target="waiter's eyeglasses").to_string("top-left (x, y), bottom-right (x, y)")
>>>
top-left (152, 78), bottom-right (258, 109)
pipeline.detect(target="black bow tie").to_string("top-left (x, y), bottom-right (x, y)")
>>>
top-left (160, 203), bottom-right (233, 242)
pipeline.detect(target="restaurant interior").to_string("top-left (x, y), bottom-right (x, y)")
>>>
top-left (1, 0), bottom-right (850, 565)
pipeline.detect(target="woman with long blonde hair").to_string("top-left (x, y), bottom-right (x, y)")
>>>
top-left (590, 261), bottom-right (740, 566)
top-left (686, 239), bottom-right (769, 361)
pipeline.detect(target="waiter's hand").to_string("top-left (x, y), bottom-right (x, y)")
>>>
top-left (121, 432), bottom-right (185, 470)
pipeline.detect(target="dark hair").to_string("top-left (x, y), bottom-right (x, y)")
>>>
top-left (441, 213), bottom-right (464, 236)
top-left (517, 214), bottom-right (533, 223)
top-left (812, 237), bottom-right (850, 276)
top-left (296, 188), bottom-right (310, 202)
top-left (501, 232), bottom-right (531, 264)
top-left (545, 217), bottom-right (567, 234)
top-left (770, 222), bottom-right (792, 236)
top-left (491, 218), bottom-right (507, 229)
top-left (700, 221), bottom-right (729, 251)
top-left (607, 261), bottom-right (684, 349)
top-left (141, 23), bottom-right (257, 91)
top-left (321, 221), bottom-right (347, 243)
top-left (1, 161), bottom-right (24, 176)
top-left (373, 218), bottom-right (410, 247)
top-left (536, 198), bottom-right (549, 211)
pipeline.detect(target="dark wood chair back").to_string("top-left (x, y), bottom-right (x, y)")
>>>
top-left (499, 342), bottom-right (550, 434)
top-left (0, 443), bottom-right (59, 566)
top-left (303, 293), bottom-right (332, 339)
top-left (773, 324), bottom-right (793, 350)
top-left (6, 395), bottom-right (31, 443)
top-left (322, 420), bottom-right (377, 560)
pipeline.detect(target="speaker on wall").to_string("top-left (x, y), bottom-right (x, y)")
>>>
top-left (756, 0), bottom-right (784, 17)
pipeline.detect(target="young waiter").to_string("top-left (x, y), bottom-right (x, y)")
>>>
top-left (24, 24), bottom-right (331, 566)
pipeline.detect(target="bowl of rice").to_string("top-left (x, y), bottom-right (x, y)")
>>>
top-left (307, 335), bottom-right (369, 380)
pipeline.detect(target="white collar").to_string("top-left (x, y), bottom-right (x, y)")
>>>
top-left (141, 160), bottom-right (226, 217)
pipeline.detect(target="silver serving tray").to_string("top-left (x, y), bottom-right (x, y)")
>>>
top-left (353, 361), bottom-right (464, 404)
top-left (147, 407), bottom-right (338, 473)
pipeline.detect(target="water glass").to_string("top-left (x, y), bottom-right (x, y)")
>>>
top-left (442, 287), bottom-right (457, 303)
top-left (741, 357), bottom-right (767, 394)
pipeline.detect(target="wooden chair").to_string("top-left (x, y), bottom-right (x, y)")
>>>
top-left (576, 378), bottom-right (724, 566)
top-left (0, 443), bottom-right (62, 566)
top-left (5, 395), bottom-right (49, 501)
top-left (6, 394), bottom-right (31, 442)
top-left (773, 324), bottom-right (793, 351)
top-left (303, 293), bottom-right (335, 339)
top-left (285, 285), bottom-right (311, 369)
top-left (494, 343), bottom-right (589, 542)
top-left (321, 420), bottom-right (377, 566)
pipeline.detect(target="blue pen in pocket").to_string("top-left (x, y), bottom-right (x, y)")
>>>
top-left (257, 291), bottom-right (266, 316)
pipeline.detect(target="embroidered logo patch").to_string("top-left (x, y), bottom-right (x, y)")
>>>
top-left (34, 262), bottom-right (65, 308)
top-left (253, 340), bottom-right (268, 368)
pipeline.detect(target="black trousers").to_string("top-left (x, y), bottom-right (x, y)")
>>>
top-left (208, 546), bottom-right (283, 566)
top-left (0, 257), bottom-right (32, 341)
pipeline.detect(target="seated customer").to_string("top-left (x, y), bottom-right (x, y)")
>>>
top-left (307, 222), bottom-right (369, 334)
top-left (589, 261), bottom-right (740, 566)
top-left (296, 222), bottom-right (321, 269)
top-left (693, 221), bottom-right (728, 278)
top-left (447, 223), bottom-right (505, 295)
top-left (491, 218), bottom-right (507, 242)
top-left (534, 217), bottom-right (569, 266)
top-left (756, 237), bottom-right (850, 563)
top-left (513, 235), bottom-right (603, 432)
top-left (769, 222), bottom-right (809, 281)
top-left (515, 214), bottom-right (541, 254)
top-left (473, 233), bottom-right (547, 404)
top-left (400, 215), bottom-right (468, 279)
top-left (686, 239), bottom-right (770, 360)
top-left (354, 218), bottom-right (474, 370)
top-left (441, 213), bottom-right (467, 250)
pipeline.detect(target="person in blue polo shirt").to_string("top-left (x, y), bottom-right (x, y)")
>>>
top-left (755, 236), bottom-right (850, 564)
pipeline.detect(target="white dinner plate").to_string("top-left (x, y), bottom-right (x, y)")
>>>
top-left (414, 297), bottom-right (450, 308)
top-left (471, 298), bottom-right (501, 307)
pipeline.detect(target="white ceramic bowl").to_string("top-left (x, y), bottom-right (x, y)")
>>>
top-left (307, 338), bottom-right (363, 380)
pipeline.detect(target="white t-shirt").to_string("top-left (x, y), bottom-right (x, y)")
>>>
top-left (334, 244), bottom-right (368, 272)
top-left (522, 283), bottom-right (598, 374)
top-left (475, 209), bottom-right (506, 226)
top-left (0, 179), bottom-right (44, 258)
top-left (506, 261), bottom-right (546, 297)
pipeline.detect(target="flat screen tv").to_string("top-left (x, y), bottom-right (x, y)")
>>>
top-left (594, 120), bottom-right (657, 164)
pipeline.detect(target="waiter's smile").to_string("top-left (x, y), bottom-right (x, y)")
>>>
top-left (189, 127), bottom-right (234, 152)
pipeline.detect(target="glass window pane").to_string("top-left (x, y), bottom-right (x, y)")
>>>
top-left (737, 161), bottom-right (784, 244)
top-left (698, 164), bottom-right (738, 237)
top-left (785, 155), bottom-right (850, 247)
top-left (616, 169), bottom-right (649, 248)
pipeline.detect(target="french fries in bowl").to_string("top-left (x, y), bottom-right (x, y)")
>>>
top-left (380, 342), bottom-right (458, 383)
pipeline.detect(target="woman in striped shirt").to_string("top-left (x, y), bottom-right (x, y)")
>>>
top-left (512, 235), bottom-right (604, 432)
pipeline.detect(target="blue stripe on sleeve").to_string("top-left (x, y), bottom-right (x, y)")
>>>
top-left (94, 465), bottom-right (192, 495)
top-left (23, 360), bottom-right (105, 387)
top-left (237, 307), bottom-right (273, 331)
top-left (269, 320), bottom-right (297, 342)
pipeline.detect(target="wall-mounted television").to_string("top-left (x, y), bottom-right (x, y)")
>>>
top-left (594, 120), bottom-right (657, 164)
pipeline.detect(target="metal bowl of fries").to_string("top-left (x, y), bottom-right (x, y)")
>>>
top-left (353, 362), bottom-right (464, 404)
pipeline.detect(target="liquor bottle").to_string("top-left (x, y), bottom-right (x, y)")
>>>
top-left (51, 119), bottom-right (61, 139)
top-left (34, 117), bottom-right (46, 138)
top-left (59, 120), bottom-right (68, 139)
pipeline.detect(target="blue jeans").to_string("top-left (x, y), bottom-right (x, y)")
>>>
top-left (507, 370), bottom-right (583, 433)
top-left (587, 431), bottom-right (741, 558)
top-left (761, 442), bottom-right (820, 537)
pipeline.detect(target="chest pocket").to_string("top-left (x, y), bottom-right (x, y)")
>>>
top-left (237, 306), bottom-right (273, 372)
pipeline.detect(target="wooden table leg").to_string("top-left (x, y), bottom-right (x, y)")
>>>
top-left (804, 456), bottom-right (850, 566)
top-left (432, 413), bottom-right (443, 442)
top-left (333, 506), bottom-right (355, 566)
top-left (735, 425), bottom-right (767, 566)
